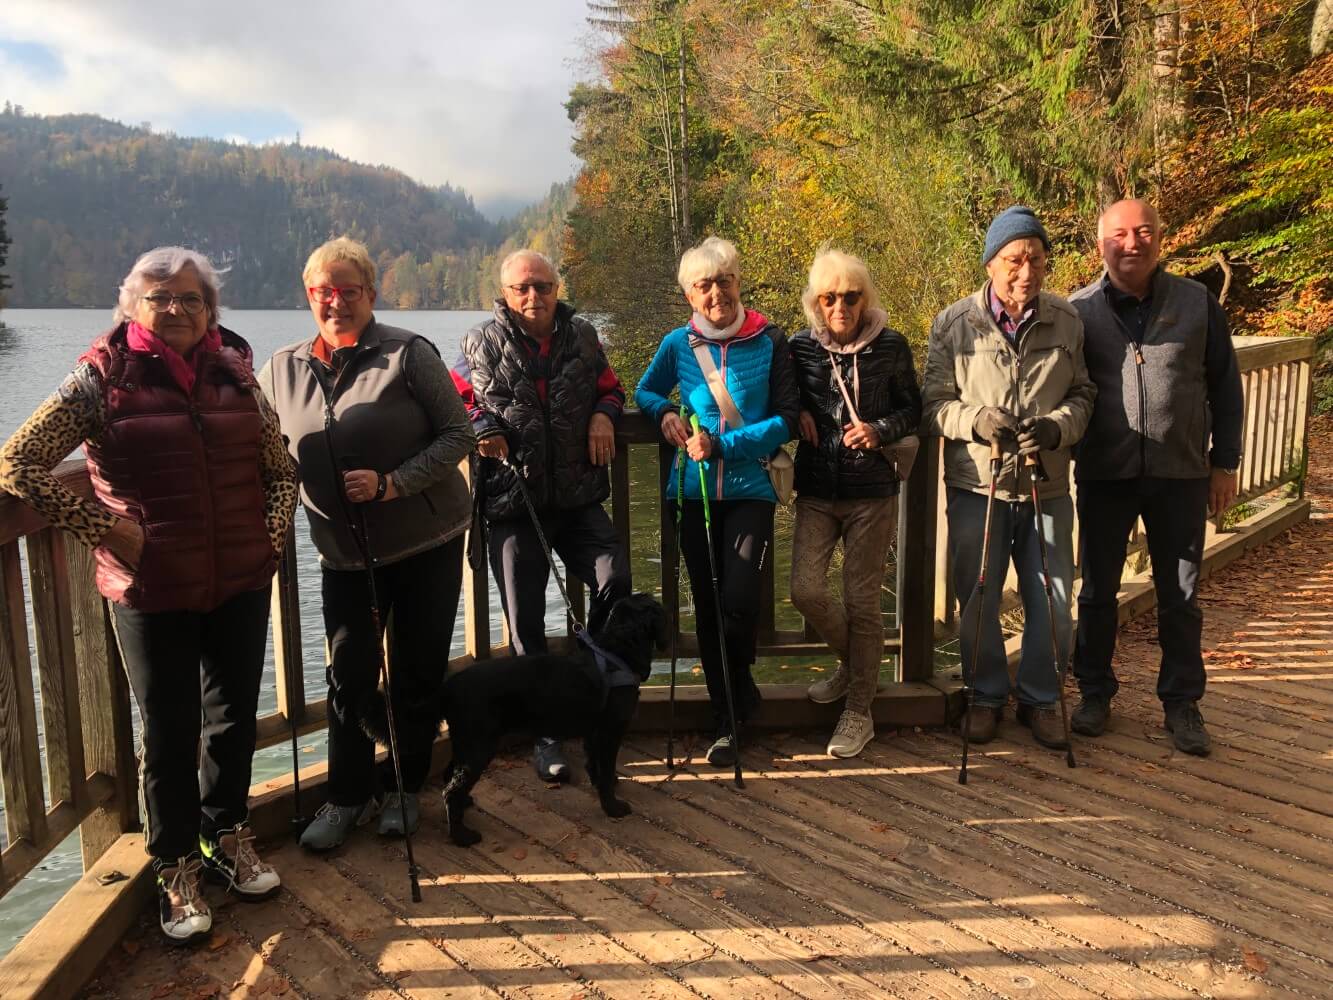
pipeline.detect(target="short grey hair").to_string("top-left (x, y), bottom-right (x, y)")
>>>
top-left (114, 246), bottom-right (224, 325)
top-left (800, 247), bottom-right (883, 332)
top-left (677, 236), bottom-right (740, 294)
top-left (500, 249), bottom-right (560, 286)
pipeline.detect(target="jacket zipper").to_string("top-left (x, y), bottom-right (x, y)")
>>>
top-left (314, 345), bottom-right (372, 566)
top-left (1112, 317), bottom-right (1149, 476)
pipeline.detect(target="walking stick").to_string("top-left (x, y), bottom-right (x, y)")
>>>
top-left (1024, 453), bottom-right (1077, 769)
top-left (689, 414), bottom-right (745, 788)
top-left (959, 440), bottom-right (1003, 785)
top-left (667, 405), bottom-right (687, 769)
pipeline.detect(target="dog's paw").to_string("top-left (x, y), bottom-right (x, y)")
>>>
top-left (600, 797), bottom-right (632, 819)
top-left (449, 824), bottom-right (483, 847)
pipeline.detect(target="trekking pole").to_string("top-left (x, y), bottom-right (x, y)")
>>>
top-left (1024, 453), bottom-right (1077, 769)
top-left (667, 405), bottom-right (687, 769)
top-left (277, 539), bottom-right (309, 838)
top-left (690, 414), bottom-right (745, 789)
top-left (959, 440), bottom-right (1003, 785)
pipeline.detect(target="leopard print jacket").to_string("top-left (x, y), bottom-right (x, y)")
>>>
top-left (0, 363), bottom-right (298, 554)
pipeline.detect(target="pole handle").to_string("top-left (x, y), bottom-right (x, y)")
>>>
top-left (989, 440), bottom-right (1002, 461)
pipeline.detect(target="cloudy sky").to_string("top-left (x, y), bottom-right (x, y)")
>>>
top-left (0, 1), bottom-right (599, 218)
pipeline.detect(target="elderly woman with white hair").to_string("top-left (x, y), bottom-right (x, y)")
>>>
top-left (789, 248), bottom-right (922, 758)
top-left (0, 247), bottom-right (298, 943)
top-left (635, 236), bottom-right (800, 767)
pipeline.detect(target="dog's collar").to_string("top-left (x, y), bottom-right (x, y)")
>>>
top-left (577, 630), bottom-right (640, 694)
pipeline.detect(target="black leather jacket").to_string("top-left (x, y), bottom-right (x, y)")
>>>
top-left (790, 325), bottom-right (922, 500)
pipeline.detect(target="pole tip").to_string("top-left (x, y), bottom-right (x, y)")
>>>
top-left (958, 770), bottom-right (968, 785)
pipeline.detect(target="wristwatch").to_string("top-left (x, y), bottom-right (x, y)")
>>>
top-left (1219, 466), bottom-right (1240, 476)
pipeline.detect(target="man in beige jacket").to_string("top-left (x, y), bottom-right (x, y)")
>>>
top-left (923, 206), bottom-right (1096, 750)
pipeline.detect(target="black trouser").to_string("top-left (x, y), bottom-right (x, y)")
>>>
top-left (1074, 476), bottom-right (1208, 706)
top-left (321, 537), bottom-right (464, 804)
top-left (111, 585), bottom-right (271, 861)
top-left (675, 499), bottom-right (770, 730)
top-left (487, 502), bottom-right (631, 656)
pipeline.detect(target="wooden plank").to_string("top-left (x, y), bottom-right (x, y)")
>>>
top-left (0, 833), bottom-right (153, 1000)
top-left (1233, 335), bottom-right (1315, 373)
top-left (1241, 369), bottom-right (1258, 496)
top-left (66, 540), bottom-right (139, 869)
top-left (461, 459), bottom-right (492, 661)
top-left (658, 443), bottom-right (682, 644)
top-left (0, 460), bottom-right (91, 548)
top-left (1296, 358), bottom-right (1313, 499)
top-left (1, 779), bottom-right (113, 896)
top-left (475, 767), bottom-right (906, 1000)
top-left (611, 439), bottom-right (631, 546)
top-left (762, 733), bottom-right (1319, 998)
top-left (1254, 365), bottom-right (1273, 492)
top-left (0, 539), bottom-right (49, 850)
top-left (25, 528), bottom-right (87, 813)
top-left (270, 524), bottom-right (305, 723)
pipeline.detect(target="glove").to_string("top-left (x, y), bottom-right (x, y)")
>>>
top-left (1016, 416), bottom-right (1061, 455)
top-left (973, 406), bottom-right (1019, 445)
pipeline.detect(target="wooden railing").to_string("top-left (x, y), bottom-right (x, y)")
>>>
top-left (0, 335), bottom-right (1315, 904)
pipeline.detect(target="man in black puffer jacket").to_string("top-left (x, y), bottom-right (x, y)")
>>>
top-left (452, 250), bottom-right (631, 783)
top-left (788, 249), bottom-right (922, 760)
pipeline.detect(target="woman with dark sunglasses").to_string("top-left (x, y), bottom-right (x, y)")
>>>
top-left (259, 236), bottom-right (475, 852)
top-left (788, 248), bottom-right (922, 758)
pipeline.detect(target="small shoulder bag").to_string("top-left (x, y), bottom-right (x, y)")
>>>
top-left (826, 349), bottom-right (920, 482)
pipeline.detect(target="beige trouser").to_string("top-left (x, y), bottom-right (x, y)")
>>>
top-left (790, 496), bottom-right (898, 714)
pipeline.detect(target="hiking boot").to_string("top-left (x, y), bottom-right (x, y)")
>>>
top-left (200, 823), bottom-right (280, 901)
top-left (154, 856), bottom-right (211, 945)
top-left (534, 737), bottom-right (571, 783)
top-left (963, 703), bottom-right (1001, 744)
top-left (299, 797), bottom-right (382, 852)
top-left (1164, 701), bottom-right (1212, 756)
top-left (378, 792), bottom-right (420, 837)
top-left (1017, 703), bottom-right (1070, 750)
top-left (1071, 695), bottom-right (1110, 736)
top-left (706, 729), bottom-right (739, 768)
top-left (807, 664), bottom-right (849, 704)
top-left (826, 710), bottom-right (874, 758)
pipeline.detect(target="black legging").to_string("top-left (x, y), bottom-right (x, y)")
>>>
top-left (674, 498), bottom-right (771, 730)
top-left (320, 535), bottom-right (464, 804)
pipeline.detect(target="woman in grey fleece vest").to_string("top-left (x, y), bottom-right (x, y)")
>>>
top-left (259, 237), bottom-right (476, 850)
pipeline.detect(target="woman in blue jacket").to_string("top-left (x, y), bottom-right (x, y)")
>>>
top-left (636, 236), bottom-right (800, 766)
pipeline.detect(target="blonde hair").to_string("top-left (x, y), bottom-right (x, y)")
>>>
top-left (115, 246), bottom-right (224, 325)
top-left (677, 236), bottom-right (740, 294)
top-left (302, 236), bottom-right (377, 291)
top-left (800, 247), bottom-right (883, 332)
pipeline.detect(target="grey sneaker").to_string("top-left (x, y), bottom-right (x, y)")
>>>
top-left (1164, 701), bottom-right (1212, 756)
top-left (534, 737), bottom-right (571, 783)
top-left (378, 792), bottom-right (420, 837)
top-left (826, 710), bottom-right (874, 758)
top-left (299, 797), bottom-right (382, 852)
top-left (706, 729), bottom-right (738, 768)
top-left (807, 665), bottom-right (849, 704)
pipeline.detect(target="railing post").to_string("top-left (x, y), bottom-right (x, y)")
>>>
top-left (0, 540), bottom-right (48, 852)
top-left (65, 541), bottom-right (139, 868)
top-left (658, 443), bottom-right (680, 643)
top-left (899, 435), bottom-right (939, 683)
top-left (272, 525), bottom-right (305, 727)
top-left (461, 457), bottom-right (491, 661)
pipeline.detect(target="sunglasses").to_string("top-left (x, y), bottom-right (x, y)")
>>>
top-left (506, 281), bottom-right (555, 296)
top-left (818, 290), bottom-right (863, 308)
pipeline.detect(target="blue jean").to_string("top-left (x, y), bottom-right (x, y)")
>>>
top-left (947, 487), bottom-right (1074, 708)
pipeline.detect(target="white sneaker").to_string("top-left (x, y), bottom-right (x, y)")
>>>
top-left (807, 665), bottom-right (849, 704)
top-left (827, 710), bottom-right (874, 758)
top-left (201, 823), bottom-right (281, 900)
top-left (155, 857), bottom-right (212, 944)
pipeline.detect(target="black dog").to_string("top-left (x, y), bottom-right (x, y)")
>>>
top-left (367, 593), bottom-right (668, 847)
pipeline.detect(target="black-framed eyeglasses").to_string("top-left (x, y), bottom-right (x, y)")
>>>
top-left (142, 292), bottom-right (207, 315)
top-left (691, 275), bottom-right (736, 294)
top-left (505, 281), bottom-right (555, 296)
top-left (308, 284), bottom-right (366, 304)
top-left (818, 290), bottom-right (863, 308)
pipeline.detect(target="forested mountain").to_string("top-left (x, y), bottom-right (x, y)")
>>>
top-left (0, 182), bottom-right (10, 307)
top-left (0, 106), bottom-right (504, 309)
top-left (471, 181), bottom-right (577, 305)
top-left (567, 0), bottom-right (1331, 400)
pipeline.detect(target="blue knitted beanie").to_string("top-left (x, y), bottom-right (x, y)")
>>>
top-left (982, 205), bottom-right (1051, 265)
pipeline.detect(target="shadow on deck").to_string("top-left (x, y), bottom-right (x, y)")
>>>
top-left (77, 546), bottom-right (1333, 1000)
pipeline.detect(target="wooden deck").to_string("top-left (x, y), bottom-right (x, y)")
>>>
top-left (78, 532), bottom-right (1333, 1000)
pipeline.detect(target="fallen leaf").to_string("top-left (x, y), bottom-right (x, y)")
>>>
top-left (1242, 947), bottom-right (1269, 974)
top-left (870, 822), bottom-right (891, 834)
top-left (151, 984), bottom-right (177, 999)
top-left (710, 888), bottom-right (727, 900)
top-left (654, 875), bottom-right (674, 886)
top-left (208, 932), bottom-right (232, 951)
top-left (121, 940), bottom-right (141, 957)
top-left (512, 847), bottom-right (528, 860)
top-left (642, 890), bottom-right (658, 908)
top-left (1228, 824), bottom-right (1253, 834)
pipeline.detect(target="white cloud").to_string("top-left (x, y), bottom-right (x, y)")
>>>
top-left (0, 0), bottom-right (591, 212)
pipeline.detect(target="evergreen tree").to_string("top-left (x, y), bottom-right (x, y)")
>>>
top-left (0, 182), bottom-right (10, 306)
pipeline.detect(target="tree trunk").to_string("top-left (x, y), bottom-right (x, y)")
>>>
top-left (676, 30), bottom-right (691, 249)
top-left (1313, 0), bottom-right (1333, 56)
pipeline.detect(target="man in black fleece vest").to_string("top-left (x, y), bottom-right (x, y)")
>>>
top-left (1068, 199), bottom-right (1243, 756)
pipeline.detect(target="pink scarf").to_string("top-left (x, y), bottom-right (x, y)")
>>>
top-left (127, 321), bottom-right (222, 395)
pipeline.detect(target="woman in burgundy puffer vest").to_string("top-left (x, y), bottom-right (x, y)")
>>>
top-left (0, 247), bottom-right (297, 945)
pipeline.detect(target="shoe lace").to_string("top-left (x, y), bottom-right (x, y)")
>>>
top-left (227, 826), bottom-right (270, 880)
top-left (1178, 703), bottom-right (1205, 730)
top-left (834, 711), bottom-right (866, 739)
top-left (313, 801), bottom-right (344, 826)
top-left (166, 858), bottom-right (205, 915)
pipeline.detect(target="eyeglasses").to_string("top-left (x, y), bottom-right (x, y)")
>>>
top-left (690, 275), bottom-right (736, 294)
top-left (141, 292), bottom-right (207, 315)
top-left (308, 285), bottom-right (366, 304)
top-left (995, 252), bottom-right (1048, 275)
top-left (505, 281), bottom-right (555, 296)
top-left (818, 290), bottom-right (863, 308)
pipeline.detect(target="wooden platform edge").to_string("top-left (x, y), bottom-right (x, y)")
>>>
top-left (929, 495), bottom-right (1313, 712)
top-left (0, 834), bottom-right (152, 1000)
